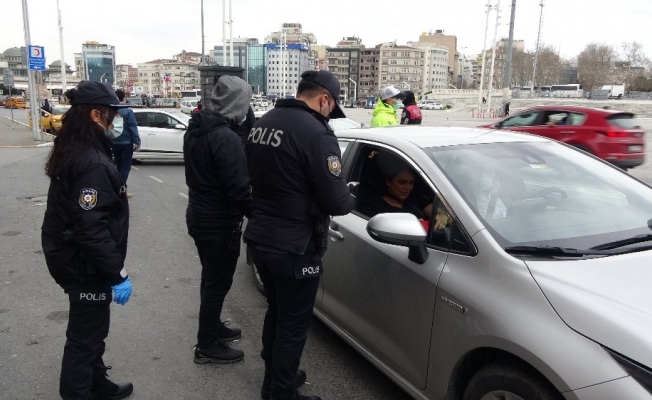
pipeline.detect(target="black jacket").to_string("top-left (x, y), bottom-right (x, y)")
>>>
top-left (231, 106), bottom-right (256, 143)
top-left (184, 109), bottom-right (253, 230)
top-left (244, 99), bottom-right (355, 254)
top-left (400, 91), bottom-right (422, 125)
top-left (41, 145), bottom-right (129, 291)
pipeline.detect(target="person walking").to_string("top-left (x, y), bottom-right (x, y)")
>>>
top-left (400, 91), bottom-right (422, 125)
top-left (370, 86), bottom-right (406, 127)
top-left (42, 98), bottom-right (52, 114)
top-left (112, 89), bottom-right (140, 198)
top-left (504, 101), bottom-right (511, 116)
top-left (41, 81), bottom-right (134, 400)
top-left (184, 75), bottom-right (253, 364)
top-left (245, 70), bottom-right (355, 400)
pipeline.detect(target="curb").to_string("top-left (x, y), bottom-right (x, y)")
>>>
top-left (0, 116), bottom-right (54, 148)
top-left (1, 116), bottom-right (30, 128)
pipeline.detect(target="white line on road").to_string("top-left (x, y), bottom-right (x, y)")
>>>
top-left (179, 193), bottom-right (189, 199)
top-left (132, 166), bottom-right (139, 170)
top-left (149, 176), bottom-right (163, 183)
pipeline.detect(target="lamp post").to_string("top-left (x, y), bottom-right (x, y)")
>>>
top-left (402, 81), bottom-right (411, 90)
top-left (348, 78), bottom-right (357, 107)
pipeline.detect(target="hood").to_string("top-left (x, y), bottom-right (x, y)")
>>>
top-left (205, 75), bottom-right (252, 125)
top-left (403, 91), bottom-right (417, 105)
top-left (187, 109), bottom-right (230, 137)
top-left (527, 250), bottom-right (652, 368)
top-left (372, 100), bottom-right (396, 117)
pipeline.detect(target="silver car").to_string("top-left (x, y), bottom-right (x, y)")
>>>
top-left (249, 126), bottom-right (652, 399)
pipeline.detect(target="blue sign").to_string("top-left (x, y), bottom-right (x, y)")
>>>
top-left (28, 45), bottom-right (46, 71)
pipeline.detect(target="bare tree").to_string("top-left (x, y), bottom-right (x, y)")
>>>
top-left (577, 43), bottom-right (617, 91)
top-left (510, 48), bottom-right (534, 87)
top-left (619, 41), bottom-right (650, 89)
top-left (535, 45), bottom-right (562, 86)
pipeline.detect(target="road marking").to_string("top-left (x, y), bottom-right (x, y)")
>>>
top-left (149, 176), bottom-right (163, 183)
top-left (179, 193), bottom-right (189, 199)
top-left (131, 166), bottom-right (139, 170)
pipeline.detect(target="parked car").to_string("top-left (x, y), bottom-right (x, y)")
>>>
top-left (131, 109), bottom-right (190, 160)
top-left (3, 96), bottom-right (27, 109)
top-left (254, 110), bottom-right (364, 130)
top-left (479, 105), bottom-right (645, 170)
top-left (420, 100), bottom-right (444, 110)
top-left (180, 100), bottom-right (198, 114)
top-left (249, 125), bottom-right (652, 400)
top-left (27, 105), bottom-right (70, 133)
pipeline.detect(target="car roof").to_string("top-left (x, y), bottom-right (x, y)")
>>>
top-left (336, 126), bottom-right (549, 148)
top-left (522, 104), bottom-right (633, 116)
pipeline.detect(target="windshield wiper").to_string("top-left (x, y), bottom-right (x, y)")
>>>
top-left (590, 234), bottom-right (652, 251)
top-left (505, 245), bottom-right (613, 257)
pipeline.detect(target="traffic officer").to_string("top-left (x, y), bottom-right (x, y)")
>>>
top-left (245, 70), bottom-right (355, 400)
top-left (400, 91), bottom-right (423, 125)
top-left (41, 81), bottom-right (133, 400)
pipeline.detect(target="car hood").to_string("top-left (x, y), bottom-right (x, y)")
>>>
top-left (526, 250), bottom-right (652, 368)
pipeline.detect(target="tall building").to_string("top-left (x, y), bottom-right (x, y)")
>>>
top-left (212, 37), bottom-right (258, 72)
top-left (76, 41), bottom-right (116, 84)
top-left (136, 59), bottom-right (199, 97)
top-left (378, 43), bottom-right (426, 97)
top-left (266, 43), bottom-right (311, 98)
top-left (265, 23), bottom-right (317, 45)
top-left (247, 44), bottom-right (268, 95)
top-left (336, 37), bottom-right (363, 48)
top-left (116, 64), bottom-right (138, 92)
top-left (358, 47), bottom-right (380, 100)
top-left (408, 41), bottom-right (449, 91)
top-left (419, 30), bottom-right (459, 79)
top-left (326, 45), bottom-right (361, 104)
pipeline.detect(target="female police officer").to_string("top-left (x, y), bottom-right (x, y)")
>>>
top-left (41, 81), bottom-right (134, 400)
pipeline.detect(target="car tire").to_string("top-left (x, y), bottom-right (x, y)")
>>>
top-left (248, 246), bottom-right (266, 294)
top-left (463, 362), bottom-right (561, 400)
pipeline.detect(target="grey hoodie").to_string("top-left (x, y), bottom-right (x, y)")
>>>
top-left (205, 75), bottom-right (252, 125)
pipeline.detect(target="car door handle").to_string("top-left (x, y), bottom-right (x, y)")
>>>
top-left (328, 222), bottom-right (344, 240)
top-left (560, 131), bottom-right (575, 134)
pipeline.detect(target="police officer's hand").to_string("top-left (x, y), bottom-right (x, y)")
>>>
top-left (111, 277), bottom-right (132, 305)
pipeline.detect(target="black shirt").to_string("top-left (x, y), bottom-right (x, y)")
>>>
top-left (359, 195), bottom-right (425, 219)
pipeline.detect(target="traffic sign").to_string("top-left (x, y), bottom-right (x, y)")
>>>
top-left (28, 45), bottom-right (46, 71)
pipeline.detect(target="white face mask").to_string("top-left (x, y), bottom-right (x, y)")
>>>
top-left (104, 115), bottom-right (123, 139)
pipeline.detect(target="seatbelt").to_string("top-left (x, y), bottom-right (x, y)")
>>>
top-left (485, 193), bottom-right (498, 219)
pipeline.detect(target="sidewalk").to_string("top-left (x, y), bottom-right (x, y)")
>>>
top-left (0, 117), bottom-right (53, 148)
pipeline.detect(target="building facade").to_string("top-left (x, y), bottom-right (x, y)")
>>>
top-left (408, 42), bottom-right (449, 92)
top-left (265, 23), bottom-right (317, 45)
top-left (116, 64), bottom-right (138, 93)
top-left (2, 47), bottom-right (28, 79)
top-left (76, 41), bottom-right (116, 84)
top-left (418, 30), bottom-right (459, 79)
top-left (212, 37), bottom-right (258, 73)
top-left (266, 43), bottom-right (310, 98)
top-left (136, 60), bottom-right (199, 97)
top-left (358, 47), bottom-right (380, 100)
top-left (247, 44), bottom-right (268, 95)
top-left (326, 47), bottom-right (360, 104)
top-left (378, 43), bottom-right (426, 97)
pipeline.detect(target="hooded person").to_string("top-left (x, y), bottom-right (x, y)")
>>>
top-left (183, 75), bottom-right (254, 364)
top-left (400, 90), bottom-right (422, 125)
top-left (371, 85), bottom-right (406, 127)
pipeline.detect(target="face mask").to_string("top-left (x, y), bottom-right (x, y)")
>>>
top-left (479, 172), bottom-right (494, 192)
top-left (101, 116), bottom-right (123, 139)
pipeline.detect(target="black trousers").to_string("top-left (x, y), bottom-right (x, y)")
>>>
top-left (248, 243), bottom-right (321, 391)
top-left (60, 301), bottom-right (110, 400)
top-left (190, 226), bottom-right (241, 349)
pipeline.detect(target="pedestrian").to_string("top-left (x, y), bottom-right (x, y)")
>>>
top-left (41, 81), bottom-right (133, 400)
top-left (370, 85), bottom-right (406, 127)
top-left (42, 98), bottom-right (52, 114)
top-left (112, 89), bottom-right (141, 198)
top-left (482, 96), bottom-right (487, 104)
top-left (231, 104), bottom-right (255, 144)
top-left (504, 101), bottom-right (510, 116)
top-left (192, 99), bottom-right (203, 114)
top-left (400, 91), bottom-right (422, 125)
top-left (184, 75), bottom-right (253, 364)
top-left (245, 70), bottom-right (355, 400)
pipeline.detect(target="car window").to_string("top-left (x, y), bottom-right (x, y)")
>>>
top-left (148, 113), bottom-right (178, 129)
top-left (502, 112), bottom-right (539, 127)
top-left (134, 113), bottom-right (149, 127)
top-left (607, 113), bottom-right (639, 129)
top-left (568, 113), bottom-right (586, 126)
top-left (338, 140), bottom-right (352, 156)
top-left (427, 141), bottom-right (652, 252)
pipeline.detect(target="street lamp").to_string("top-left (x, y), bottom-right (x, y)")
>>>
top-left (402, 81), bottom-right (411, 90)
top-left (348, 78), bottom-right (357, 107)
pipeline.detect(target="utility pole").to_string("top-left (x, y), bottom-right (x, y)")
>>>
top-left (201, 0), bottom-right (205, 66)
top-left (222, 0), bottom-right (226, 66)
top-left (229, 0), bottom-right (234, 67)
top-left (22, 0), bottom-right (41, 141)
top-left (501, 0), bottom-right (517, 116)
top-left (478, 0), bottom-right (493, 108)
top-left (531, 0), bottom-right (545, 97)
top-left (486, 0), bottom-right (501, 114)
top-left (57, 0), bottom-right (66, 98)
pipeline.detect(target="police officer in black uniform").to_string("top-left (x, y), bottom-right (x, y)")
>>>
top-left (41, 81), bottom-right (134, 400)
top-left (245, 70), bottom-right (355, 400)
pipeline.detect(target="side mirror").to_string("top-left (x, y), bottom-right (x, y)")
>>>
top-left (174, 124), bottom-right (186, 130)
top-left (367, 213), bottom-right (429, 264)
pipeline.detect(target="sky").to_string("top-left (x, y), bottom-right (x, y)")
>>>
top-left (3, 0), bottom-right (651, 67)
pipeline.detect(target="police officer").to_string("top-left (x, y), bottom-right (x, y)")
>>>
top-left (41, 81), bottom-right (133, 400)
top-left (400, 90), bottom-right (423, 125)
top-left (245, 70), bottom-right (355, 400)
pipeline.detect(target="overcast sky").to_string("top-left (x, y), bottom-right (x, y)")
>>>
top-left (3, 0), bottom-right (651, 67)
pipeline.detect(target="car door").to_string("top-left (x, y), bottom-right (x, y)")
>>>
top-left (320, 142), bottom-right (447, 390)
top-left (133, 112), bottom-right (151, 150)
top-left (498, 110), bottom-right (541, 134)
top-left (523, 110), bottom-right (574, 142)
top-left (145, 112), bottom-right (186, 153)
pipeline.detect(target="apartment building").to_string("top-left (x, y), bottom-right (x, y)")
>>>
top-left (266, 43), bottom-right (311, 98)
top-left (75, 41), bottom-right (116, 84)
top-left (378, 43), bottom-right (426, 97)
top-left (418, 30), bottom-right (459, 79)
top-left (358, 47), bottom-right (380, 100)
top-left (116, 64), bottom-right (138, 92)
top-left (408, 41), bottom-right (449, 91)
top-left (326, 47), bottom-right (360, 104)
top-left (135, 59), bottom-right (200, 97)
top-left (265, 23), bottom-right (317, 46)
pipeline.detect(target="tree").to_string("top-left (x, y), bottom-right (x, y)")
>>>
top-left (534, 45), bottom-right (562, 86)
top-left (510, 48), bottom-right (534, 87)
top-left (619, 41), bottom-right (650, 89)
top-left (577, 43), bottom-right (617, 91)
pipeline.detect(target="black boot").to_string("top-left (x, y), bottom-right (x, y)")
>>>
top-left (91, 367), bottom-right (133, 400)
top-left (270, 388), bottom-right (320, 400)
top-left (218, 321), bottom-right (241, 342)
top-left (194, 341), bottom-right (244, 364)
top-left (261, 368), bottom-right (307, 399)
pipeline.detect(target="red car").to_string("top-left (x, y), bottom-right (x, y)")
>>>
top-left (479, 105), bottom-right (645, 169)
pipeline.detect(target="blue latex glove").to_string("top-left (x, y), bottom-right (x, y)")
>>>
top-left (111, 277), bottom-right (132, 305)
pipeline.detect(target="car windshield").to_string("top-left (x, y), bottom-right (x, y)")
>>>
top-left (427, 141), bottom-right (652, 251)
top-left (167, 112), bottom-right (190, 125)
top-left (51, 106), bottom-right (70, 115)
top-left (329, 118), bottom-right (361, 131)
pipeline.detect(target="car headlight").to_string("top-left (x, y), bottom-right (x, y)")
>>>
top-left (605, 347), bottom-right (652, 394)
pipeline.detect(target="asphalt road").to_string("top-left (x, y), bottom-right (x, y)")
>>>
top-left (2, 104), bottom-right (652, 400)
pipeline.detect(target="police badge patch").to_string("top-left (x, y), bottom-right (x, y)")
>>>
top-left (327, 156), bottom-right (342, 177)
top-left (79, 188), bottom-right (98, 210)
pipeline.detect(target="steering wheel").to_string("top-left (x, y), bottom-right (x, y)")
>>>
top-left (533, 187), bottom-right (568, 200)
